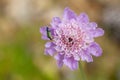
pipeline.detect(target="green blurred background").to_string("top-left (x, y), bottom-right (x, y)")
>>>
top-left (0, 0), bottom-right (120, 80)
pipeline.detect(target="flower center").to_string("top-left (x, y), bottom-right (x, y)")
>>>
top-left (60, 35), bottom-right (76, 49)
top-left (53, 22), bottom-right (85, 54)
top-left (68, 37), bottom-right (73, 42)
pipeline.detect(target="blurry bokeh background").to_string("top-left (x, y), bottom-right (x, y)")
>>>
top-left (0, 0), bottom-right (120, 80)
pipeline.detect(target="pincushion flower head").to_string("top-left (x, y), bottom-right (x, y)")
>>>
top-left (40, 7), bottom-right (104, 70)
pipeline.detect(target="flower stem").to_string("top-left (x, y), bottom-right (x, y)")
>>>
top-left (79, 62), bottom-right (87, 80)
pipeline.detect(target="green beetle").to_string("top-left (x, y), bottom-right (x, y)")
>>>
top-left (46, 27), bottom-right (52, 40)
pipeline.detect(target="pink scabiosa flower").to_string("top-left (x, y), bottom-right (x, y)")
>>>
top-left (40, 7), bottom-right (104, 70)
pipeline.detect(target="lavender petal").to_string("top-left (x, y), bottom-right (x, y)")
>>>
top-left (40, 27), bottom-right (49, 40)
top-left (40, 27), bottom-right (47, 35)
top-left (45, 48), bottom-right (56, 56)
top-left (63, 57), bottom-right (78, 70)
top-left (63, 7), bottom-right (77, 21)
top-left (54, 53), bottom-right (64, 68)
top-left (77, 13), bottom-right (89, 23)
top-left (93, 28), bottom-right (104, 37)
top-left (80, 49), bottom-right (93, 62)
top-left (51, 17), bottom-right (61, 28)
top-left (89, 42), bottom-right (102, 57)
top-left (87, 22), bottom-right (97, 30)
top-left (45, 42), bottom-right (55, 48)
